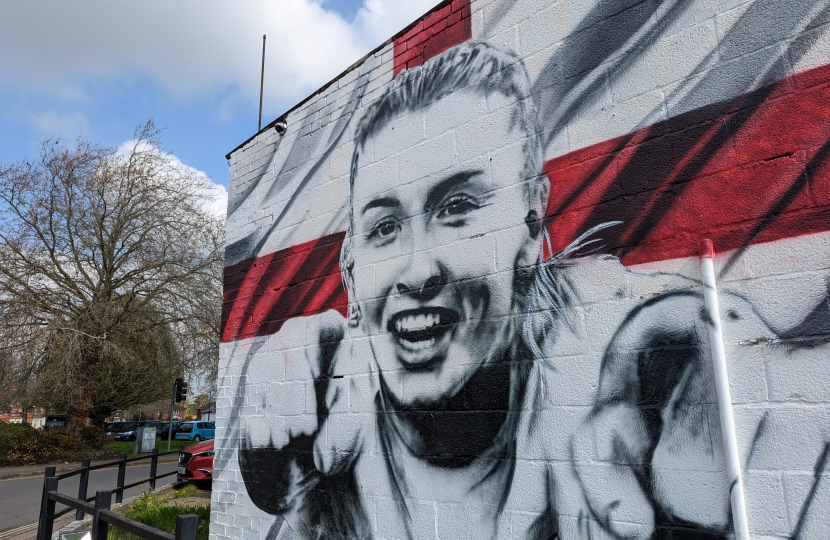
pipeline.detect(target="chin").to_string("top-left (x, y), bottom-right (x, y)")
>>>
top-left (366, 312), bottom-right (507, 408)
top-left (379, 353), bottom-right (481, 410)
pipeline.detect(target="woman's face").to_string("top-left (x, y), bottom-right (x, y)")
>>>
top-left (348, 90), bottom-right (540, 407)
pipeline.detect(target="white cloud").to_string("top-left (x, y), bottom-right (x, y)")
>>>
top-left (205, 183), bottom-right (230, 218)
top-left (116, 140), bottom-right (229, 218)
top-left (28, 110), bottom-right (90, 140)
top-left (354, 0), bottom-right (441, 46)
top-left (0, 1), bottom-right (441, 119)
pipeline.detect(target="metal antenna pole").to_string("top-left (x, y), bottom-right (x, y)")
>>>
top-left (259, 34), bottom-right (266, 132)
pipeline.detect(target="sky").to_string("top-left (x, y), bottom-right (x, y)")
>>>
top-left (0, 0), bottom-right (441, 208)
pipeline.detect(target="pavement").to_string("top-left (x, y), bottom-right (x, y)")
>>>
top-left (0, 481), bottom-right (188, 540)
top-left (0, 453), bottom-right (182, 481)
top-left (0, 460), bottom-right (181, 538)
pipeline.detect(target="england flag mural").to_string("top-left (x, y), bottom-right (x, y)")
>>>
top-left (212, 1), bottom-right (830, 538)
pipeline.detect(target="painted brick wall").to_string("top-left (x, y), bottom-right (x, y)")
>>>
top-left (393, 0), bottom-right (472, 76)
top-left (213, 1), bottom-right (830, 539)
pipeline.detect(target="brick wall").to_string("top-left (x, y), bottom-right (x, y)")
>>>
top-left (393, 0), bottom-right (472, 76)
top-left (213, 1), bottom-right (830, 538)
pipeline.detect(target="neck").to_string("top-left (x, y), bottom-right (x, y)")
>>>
top-left (383, 358), bottom-right (512, 468)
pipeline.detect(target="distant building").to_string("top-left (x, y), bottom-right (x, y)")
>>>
top-left (0, 406), bottom-right (47, 428)
top-left (159, 405), bottom-right (187, 421)
top-left (196, 402), bottom-right (215, 422)
top-left (104, 404), bottom-right (186, 423)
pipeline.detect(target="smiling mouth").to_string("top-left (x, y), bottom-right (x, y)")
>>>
top-left (387, 307), bottom-right (460, 355)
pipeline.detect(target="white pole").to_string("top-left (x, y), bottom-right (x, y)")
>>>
top-left (699, 239), bottom-right (751, 540)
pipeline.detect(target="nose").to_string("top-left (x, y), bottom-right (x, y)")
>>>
top-left (395, 248), bottom-right (444, 302)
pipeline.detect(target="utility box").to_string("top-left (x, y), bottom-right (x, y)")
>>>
top-left (133, 427), bottom-right (156, 454)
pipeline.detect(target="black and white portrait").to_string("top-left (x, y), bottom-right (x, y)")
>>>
top-left (221, 40), bottom-right (830, 540)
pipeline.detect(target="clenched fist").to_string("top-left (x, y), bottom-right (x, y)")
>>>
top-left (238, 310), bottom-right (376, 514)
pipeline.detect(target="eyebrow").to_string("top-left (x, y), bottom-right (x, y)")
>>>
top-left (361, 196), bottom-right (400, 216)
top-left (424, 170), bottom-right (484, 212)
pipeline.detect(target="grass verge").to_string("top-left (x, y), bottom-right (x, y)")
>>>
top-left (108, 488), bottom-right (210, 540)
top-left (104, 439), bottom-right (200, 455)
top-left (172, 483), bottom-right (198, 498)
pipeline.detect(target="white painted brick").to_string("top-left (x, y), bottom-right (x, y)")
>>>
top-left (744, 471), bottom-right (790, 536)
top-left (737, 405), bottom-right (830, 470)
top-left (215, 2), bottom-right (830, 539)
top-left (370, 115), bottom-right (426, 164)
top-left (724, 341), bottom-right (768, 404)
top-left (517, 0), bottom-right (576, 57)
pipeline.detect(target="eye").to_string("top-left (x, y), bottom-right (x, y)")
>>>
top-left (436, 195), bottom-right (479, 219)
top-left (367, 218), bottom-right (399, 243)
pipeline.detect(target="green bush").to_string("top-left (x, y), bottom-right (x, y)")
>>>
top-left (78, 425), bottom-right (109, 447)
top-left (0, 423), bottom-right (32, 452)
top-left (0, 423), bottom-right (116, 466)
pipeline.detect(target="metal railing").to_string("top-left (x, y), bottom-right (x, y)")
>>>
top-left (36, 446), bottom-right (197, 540)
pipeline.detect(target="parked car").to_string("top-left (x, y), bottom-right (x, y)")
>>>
top-left (102, 422), bottom-right (121, 433)
top-left (104, 421), bottom-right (135, 436)
top-left (174, 421), bottom-right (215, 442)
top-left (142, 420), bottom-right (183, 440)
top-left (177, 439), bottom-right (214, 488)
top-left (111, 422), bottom-right (145, 441)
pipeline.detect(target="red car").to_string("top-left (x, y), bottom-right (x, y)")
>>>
top-left (177, 439), bottom-right (214, 487)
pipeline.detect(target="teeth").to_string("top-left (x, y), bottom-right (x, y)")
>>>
top-left (400, 337), bottom-right (436, 350)
top-left (395, 312), bottom-right (442, 333)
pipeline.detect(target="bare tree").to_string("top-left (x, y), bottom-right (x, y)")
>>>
top-left (0, 310), bottom-right (41, 424)
top-left (0, 121), bottom-right (224, 423)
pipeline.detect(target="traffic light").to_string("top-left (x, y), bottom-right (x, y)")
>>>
top-left (175, 378), bottom-right (188, 402)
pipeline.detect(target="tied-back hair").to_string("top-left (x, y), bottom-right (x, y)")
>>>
top-left (520, 223), bottom-right (621, 367)
top-left (340, 40), bottom-right (619, 365)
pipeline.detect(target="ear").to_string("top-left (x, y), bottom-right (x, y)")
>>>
top-left (519, 209), bottom-right (544, 268)
top-left (340, 232), bottom-right (361, 327)
top-left (521, 175), bottom-right (550, 264)
top-left (525, 209), bottom-right (541, 239)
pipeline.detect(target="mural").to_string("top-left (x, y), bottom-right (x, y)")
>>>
top-left (214, 1), bottom-right (830, 539)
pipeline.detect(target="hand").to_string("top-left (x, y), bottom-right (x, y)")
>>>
top-left (242, 309), bottom-right (376, 474)
top-left (242, 310), bottom-right (347, 451)
top-left (313, 329), bottom-right (376, 475)
top-left (239, 310), bottom-right (364, 515)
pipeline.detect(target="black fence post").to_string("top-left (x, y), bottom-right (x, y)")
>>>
top-left (149, 448), bottom-right (159, 490)
top-left (91, 490), bottom-right (111, 540)
top-left (37, 476), bottom-right (59, 540)
top-left (174, 514), bottom-right (199, 540)
top-left (36, 466), bottom-right (56, 540)
top-left (75, 458), bottom-right (91, 520)
top-left (179, 443), bottom-right (185, 451)
top-left (115, 452), bottom-right (127, 503)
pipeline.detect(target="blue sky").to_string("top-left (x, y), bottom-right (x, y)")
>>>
top-left (0, 0), bottom-right (439, 202)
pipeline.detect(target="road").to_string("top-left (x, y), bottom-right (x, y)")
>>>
top-left (0, 461), bottom-right (179, 534)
